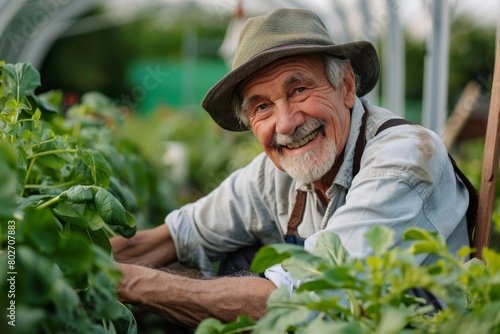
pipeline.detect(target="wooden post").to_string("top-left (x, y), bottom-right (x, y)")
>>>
top-left (441, 81), bottom-right (481, 150)
top-left (474, 33), bottom-right (500, 259)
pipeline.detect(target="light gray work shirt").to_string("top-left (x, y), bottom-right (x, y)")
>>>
top-left (166, 97), bottom-right (470, 287)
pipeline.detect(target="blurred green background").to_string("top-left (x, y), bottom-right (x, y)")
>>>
top-left (1, 1), bottom-right (499, 333)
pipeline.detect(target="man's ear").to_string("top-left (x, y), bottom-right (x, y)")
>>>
top-left (343, 62), bottom-right (356, 108)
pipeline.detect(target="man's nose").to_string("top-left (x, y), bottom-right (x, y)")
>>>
top-left (274, 101), bottom-right (304, 135)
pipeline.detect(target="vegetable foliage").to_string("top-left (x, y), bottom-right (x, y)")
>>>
top-left (197, 225), bottom-right (500, 334)
top-left (0, 61), bottom-right (139, 333)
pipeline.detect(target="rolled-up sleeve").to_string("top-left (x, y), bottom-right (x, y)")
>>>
top-left (166, 153), bottom-right (287, 276)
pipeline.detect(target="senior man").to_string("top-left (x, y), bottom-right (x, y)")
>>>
top-left (111, 8), bottom-right (473, 328)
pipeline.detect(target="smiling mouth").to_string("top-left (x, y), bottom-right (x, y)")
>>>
top-left (284, 127), bottom-right (321, 149)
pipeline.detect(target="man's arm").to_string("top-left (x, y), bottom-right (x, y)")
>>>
top-left (116, 262), bottom-right (276, 328)
top-left (111, 224), bottom-right (176, 266)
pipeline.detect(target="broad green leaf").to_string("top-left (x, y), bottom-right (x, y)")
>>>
top-left (70, 223), bottom-right (112, 254)
top-left (195, 318), bottom-right (226, 333)
top-left (108, 301), bottom-right (138, 334)
top-left (50, 277), bottom-right (81, 312)
top-left (26, 92), bottom-right (59, 120)
top-left (364, 225), bottom-right (395, 256)
top-left (83, 271), bottom-right (123, 319)
top-left (94, 187), bottom-right (129, 227)
top-left (196, 315), bottom-right (255, 334)
top-left (82, 150), bottom-right (112, 187)
top-left (408, 241), bottom-right (440, 255)
top-left (463, 257), bottom-right (486, 270)
top-left (251, 243), bottom-right (309, 273)
top-left (82, 202), bottom-right (106, 231)
top-left (299, 266), bottom-right (362, 291)
top-left (95, 144), bottom-right (125, 178)
top-left (282, 252), bottom-right (328, 281)
top-left (375, 306), bottom-right (414, 334)
top-left (55, 233), bottom-right (94, 289)
top-left (122, 153), bottom-right (153, 205)
top-left (17, 129), bottom-right (31, 138)
top-left (105, 211), bottom-right (137, 238)
top-left (32, 107), bottom-right (41, 120)
top-left (296, 317), bottom-right (364, 334)
top-left (457, 246), bottom-right (474, 259)
top-left (41, 128), bottom-right (55, 140)
top-left (254, 289), bottom-right (318, 334)
top-left (313, 231), bottom-right (350, 266)
top-left (36, 153), bottom-right (67, 170)
top-left (23, 206), bottom-right (62, 254)
top-left (108, 176), bottom-right (137, 211)
top-left (304, 294), bottom-right (350, 314)
top-left (64, 185), bottom-right (95, 203)
top-left (5, 98), bottom-right (17, 108)
top-left (91, 244), bottom-right (121, 275)
top-left (403, 227), bottom-right (438, 242)
top-left (482, 247), bottom-right (500, 273)
top-left (52, 201), bottom-right (88, 227)
top-left (2, 63), bottom-right (41, 101)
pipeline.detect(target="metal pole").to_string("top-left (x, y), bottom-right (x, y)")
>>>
top-left (422, 0), bottom-right (450, 134)
top-left (384, 0), bottom-right (405, 116)
top-left (358, 0), bottom-right (378, 104)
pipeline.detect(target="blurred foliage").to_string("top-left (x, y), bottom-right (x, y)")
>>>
top-left (114, 106), bottom-right (261, 206)
top-left (39, 3), bottom-right (232, 101)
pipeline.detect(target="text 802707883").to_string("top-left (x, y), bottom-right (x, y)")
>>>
top-left (6, 220), bottom-right (16, 327)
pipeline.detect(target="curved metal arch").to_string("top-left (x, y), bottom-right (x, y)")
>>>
top-left (0, 0), bottom-right (102, 68)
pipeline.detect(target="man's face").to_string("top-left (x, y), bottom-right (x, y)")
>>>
top-left (240, 54), bottom-right (355, 184)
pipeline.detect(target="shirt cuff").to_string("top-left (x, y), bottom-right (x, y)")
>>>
top-left (264, 264), bottom-right (298, 297)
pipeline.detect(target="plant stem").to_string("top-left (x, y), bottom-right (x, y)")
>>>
top-left (20, 156), bottom-right (37, 197)
top-left (36, 195), bottom-right (62, 210)
top-left (28, 179), bottom-right (79, 193)
top-left (103, 223), bottom-right (117, 238)
top-left (17, 118), bottom-right (34, 124)
top-left (26, 138), bottom-right (57, 151)
top-left (25, 156), bottom-right (36, 184)
top-left (27, 148), bottom-right (78, 159)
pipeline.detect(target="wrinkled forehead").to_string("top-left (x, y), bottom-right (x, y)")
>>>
top-left (236, 54), bottom-right (327, 99)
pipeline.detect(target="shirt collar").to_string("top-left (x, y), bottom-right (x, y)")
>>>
top-left (293, 96), bottom-right (366, 195)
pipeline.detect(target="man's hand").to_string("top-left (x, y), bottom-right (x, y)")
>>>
top-left (116, 262), bottom-right (277, 328)
top-left (111, 224), bottom-right (176, 267)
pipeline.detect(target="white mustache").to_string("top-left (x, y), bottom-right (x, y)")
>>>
top-left (272, 118), bottom-right (324, 147)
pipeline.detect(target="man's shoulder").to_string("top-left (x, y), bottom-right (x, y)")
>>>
top-left (244, 152), bottom-right (295, 183)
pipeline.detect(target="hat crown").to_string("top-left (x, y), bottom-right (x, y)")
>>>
top-left (233, 9), bottom-right (335, 69)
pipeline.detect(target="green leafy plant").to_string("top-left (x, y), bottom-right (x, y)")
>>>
top-left (0, 61), bottom-right (139, 333)
top-left (196, 225), bottom-right (500, 334)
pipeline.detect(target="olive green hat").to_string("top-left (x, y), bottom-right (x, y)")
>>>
top-left (202, 8), bottom-right (380, 132)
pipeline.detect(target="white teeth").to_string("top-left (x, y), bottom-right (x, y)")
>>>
top-left (286, 130), bottom-right (318, 149)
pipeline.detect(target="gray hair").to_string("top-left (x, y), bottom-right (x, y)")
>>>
top-left (232, 55), bottom-right (359, 128)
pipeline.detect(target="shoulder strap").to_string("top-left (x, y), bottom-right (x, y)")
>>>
top-left (352, 108), bottom-right (369, 177)
top-left (373, 118), bottom-right (479, 251)
top-left (286, 190), bottom-right (307, 236)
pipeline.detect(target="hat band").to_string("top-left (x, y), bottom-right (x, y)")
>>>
top-left (264, 42), bottom-right (327, 52)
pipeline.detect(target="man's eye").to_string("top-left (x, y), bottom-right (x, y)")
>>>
top-left (255, 103), bottom-right (268, 111)
top-left (294, 87), bottom-right (306, 94)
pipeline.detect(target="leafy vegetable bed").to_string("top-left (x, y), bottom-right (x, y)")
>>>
top-left (0, 62), bottom-right (138, 333)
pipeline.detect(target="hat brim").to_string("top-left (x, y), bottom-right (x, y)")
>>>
top-left (202, 41), bottom-right (379, 132)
